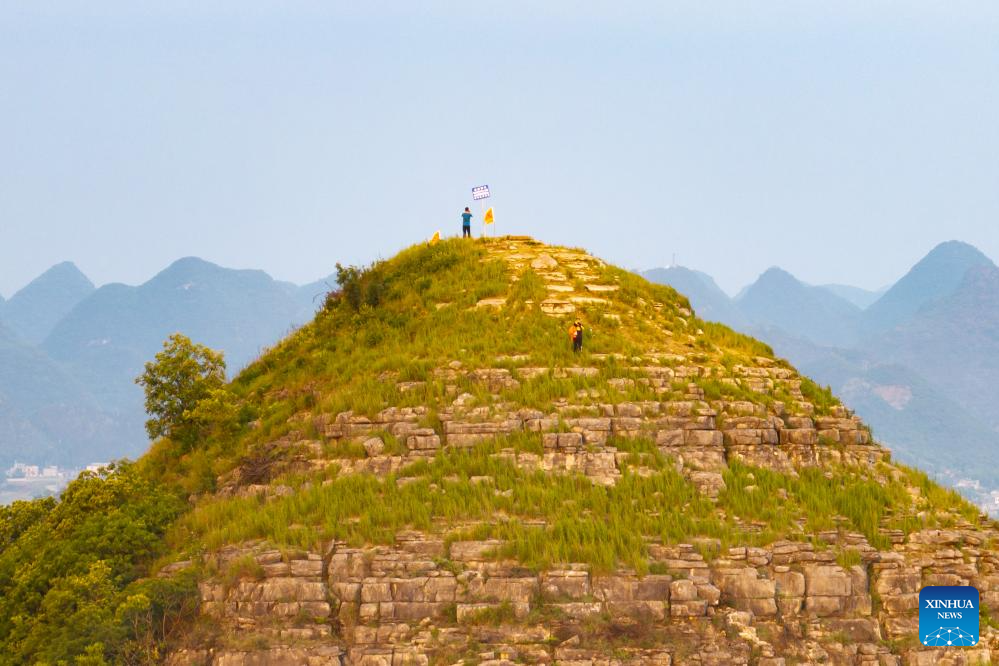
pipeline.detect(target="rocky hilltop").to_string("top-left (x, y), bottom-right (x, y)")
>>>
top-left (157, 237), bottom-right (997, 665)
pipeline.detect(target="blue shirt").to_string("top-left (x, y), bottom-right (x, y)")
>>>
top-left (462, 212), bottom-right (472, 226)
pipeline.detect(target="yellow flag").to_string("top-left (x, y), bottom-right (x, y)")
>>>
top-left (484, 207), bottom-right (495, 224)
top-left (429, 230), bottom-right (441, 245)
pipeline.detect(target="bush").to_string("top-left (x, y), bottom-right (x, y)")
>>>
top-left (335, 262), bottom-right (387, 311)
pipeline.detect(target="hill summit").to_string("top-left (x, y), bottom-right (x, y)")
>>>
top-left (1, 260), bottom-right (94, 343)
top-left (863, 240), bottom-right (995, 335)
top-left (4, 237), bottom-right (997, 665)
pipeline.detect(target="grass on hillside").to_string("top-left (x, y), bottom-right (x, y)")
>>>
top-left (143, 236), bottom-right (985, 576)
top-left (166, 432), bottom-right (976, 573)
top-left (233, 237), bottom-right (798, 426)
top-left (145, 237), bottom-right (822, 495)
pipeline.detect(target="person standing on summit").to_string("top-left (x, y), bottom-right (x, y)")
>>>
top-left (461, 207), bottom-right (473, 238)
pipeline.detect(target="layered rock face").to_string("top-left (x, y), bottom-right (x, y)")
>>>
top-left (165, 239), bottom-right (998, 665)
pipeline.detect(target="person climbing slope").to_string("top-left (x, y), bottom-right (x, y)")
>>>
top-left (461, 207), bottom-right (473, 238)
top-left (568, 319), bottom-right (584, 353)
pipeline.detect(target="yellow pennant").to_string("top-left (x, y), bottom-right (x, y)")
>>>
top-left (429, 230), bottom-right (441, 245)
top-left (483, 207), bottom-right (495, 224)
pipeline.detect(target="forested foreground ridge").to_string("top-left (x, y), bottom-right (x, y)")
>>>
top-left (1, 237), bottom-right (996, 665)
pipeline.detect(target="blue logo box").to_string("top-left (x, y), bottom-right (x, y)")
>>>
top-left (919, 586), bottom-right (979, 646)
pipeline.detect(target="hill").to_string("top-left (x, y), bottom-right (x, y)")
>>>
top-left (736, 267), bottom-right (861, 348)
top-left (645, 250), bottom-right (999, 513)
top-left (818, 283), bottom-right (885, 309)
top-left (640, 266), bottom-right (745, 328)
top-left (755, 326), bottom-right (999, 491)
top-left (0, 261), bottom-right (95, 344)
top-left (1, 237), bottom-right (993, 664)
top-left (0, 322), bottom-right (120, 468)
top-left (867, 263), bottom-right (999, 433)
top-left (0, 259), bottom-right (334, 478)
top-left (863, 240), bottom-right (994, 335)
top-left (39, 257), bottom-right (326, 456)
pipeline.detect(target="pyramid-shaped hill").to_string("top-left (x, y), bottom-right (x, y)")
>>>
top-left (134, 238), bottom-right (999, 663)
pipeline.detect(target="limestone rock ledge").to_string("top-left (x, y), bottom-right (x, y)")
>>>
top-left (166, 527), bottom-right (998, 666)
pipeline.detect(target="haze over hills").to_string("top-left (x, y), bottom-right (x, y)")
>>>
top-left (0, 258), bottom-right (335, 476)
top-left (0, 261), bottom-right (95, 344)
top-left (817, 283), bottom-right (886, 309)
top-left (735, 267), bottom-right (861, 348)
top-left (748, 326), bottom-right (999, 490)
top-left (0, 320), bottom-right (120, 467)
top-left (640, 266), bottom-right (746, 328)
top-left (862, 240), bottom-right (994, 335)
top-left (44, 257), bottom-right (318, 413)
top-left (868, 263), bottom-right (999, 433)
top-left (644, 240), bottom-right (999, 513)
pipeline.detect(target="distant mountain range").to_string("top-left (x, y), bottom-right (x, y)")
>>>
top-left (738, 267), bottom-right (862, 348)
top-left (642, 267), bottom-right (745, 328)
top-left (644, 240), bottom-right (999, 510)
top-left (817, 283), bottom-right (886, 309)
top-left (863, 241), bottom-right (994, 335)
top-left (0, 259), bottom-right (334, 470)
top-left (2, 262), bottom-right (95, 344)
top-left (4, 242), bottom-right (996, 511)
top-left (0, 320), bottom-right (121, 467)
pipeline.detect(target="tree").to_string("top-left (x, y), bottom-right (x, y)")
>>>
top-left (0, 463), bottom-right (189, 664)
top-left (187, 386), bottom-right (240, 440)
top-left (135, 333), bottom-right (227, 447)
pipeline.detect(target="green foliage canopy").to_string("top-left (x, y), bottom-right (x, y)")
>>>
top-left (0, 463), bottom-right (192, 665)
top-left (136, 333), bottom-right (230, 448)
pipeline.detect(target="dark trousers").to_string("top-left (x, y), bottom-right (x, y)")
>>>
top-left (573, 335), bottom-right (583, 352)
top-left (462, 225), bottom-right (471, 238)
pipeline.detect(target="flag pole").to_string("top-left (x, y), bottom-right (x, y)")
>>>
top-left (471, 184), bottom-right (491, 238)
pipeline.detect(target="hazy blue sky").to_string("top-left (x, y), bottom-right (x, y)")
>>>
top-left (3, 1), bottom-right (998, 297)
